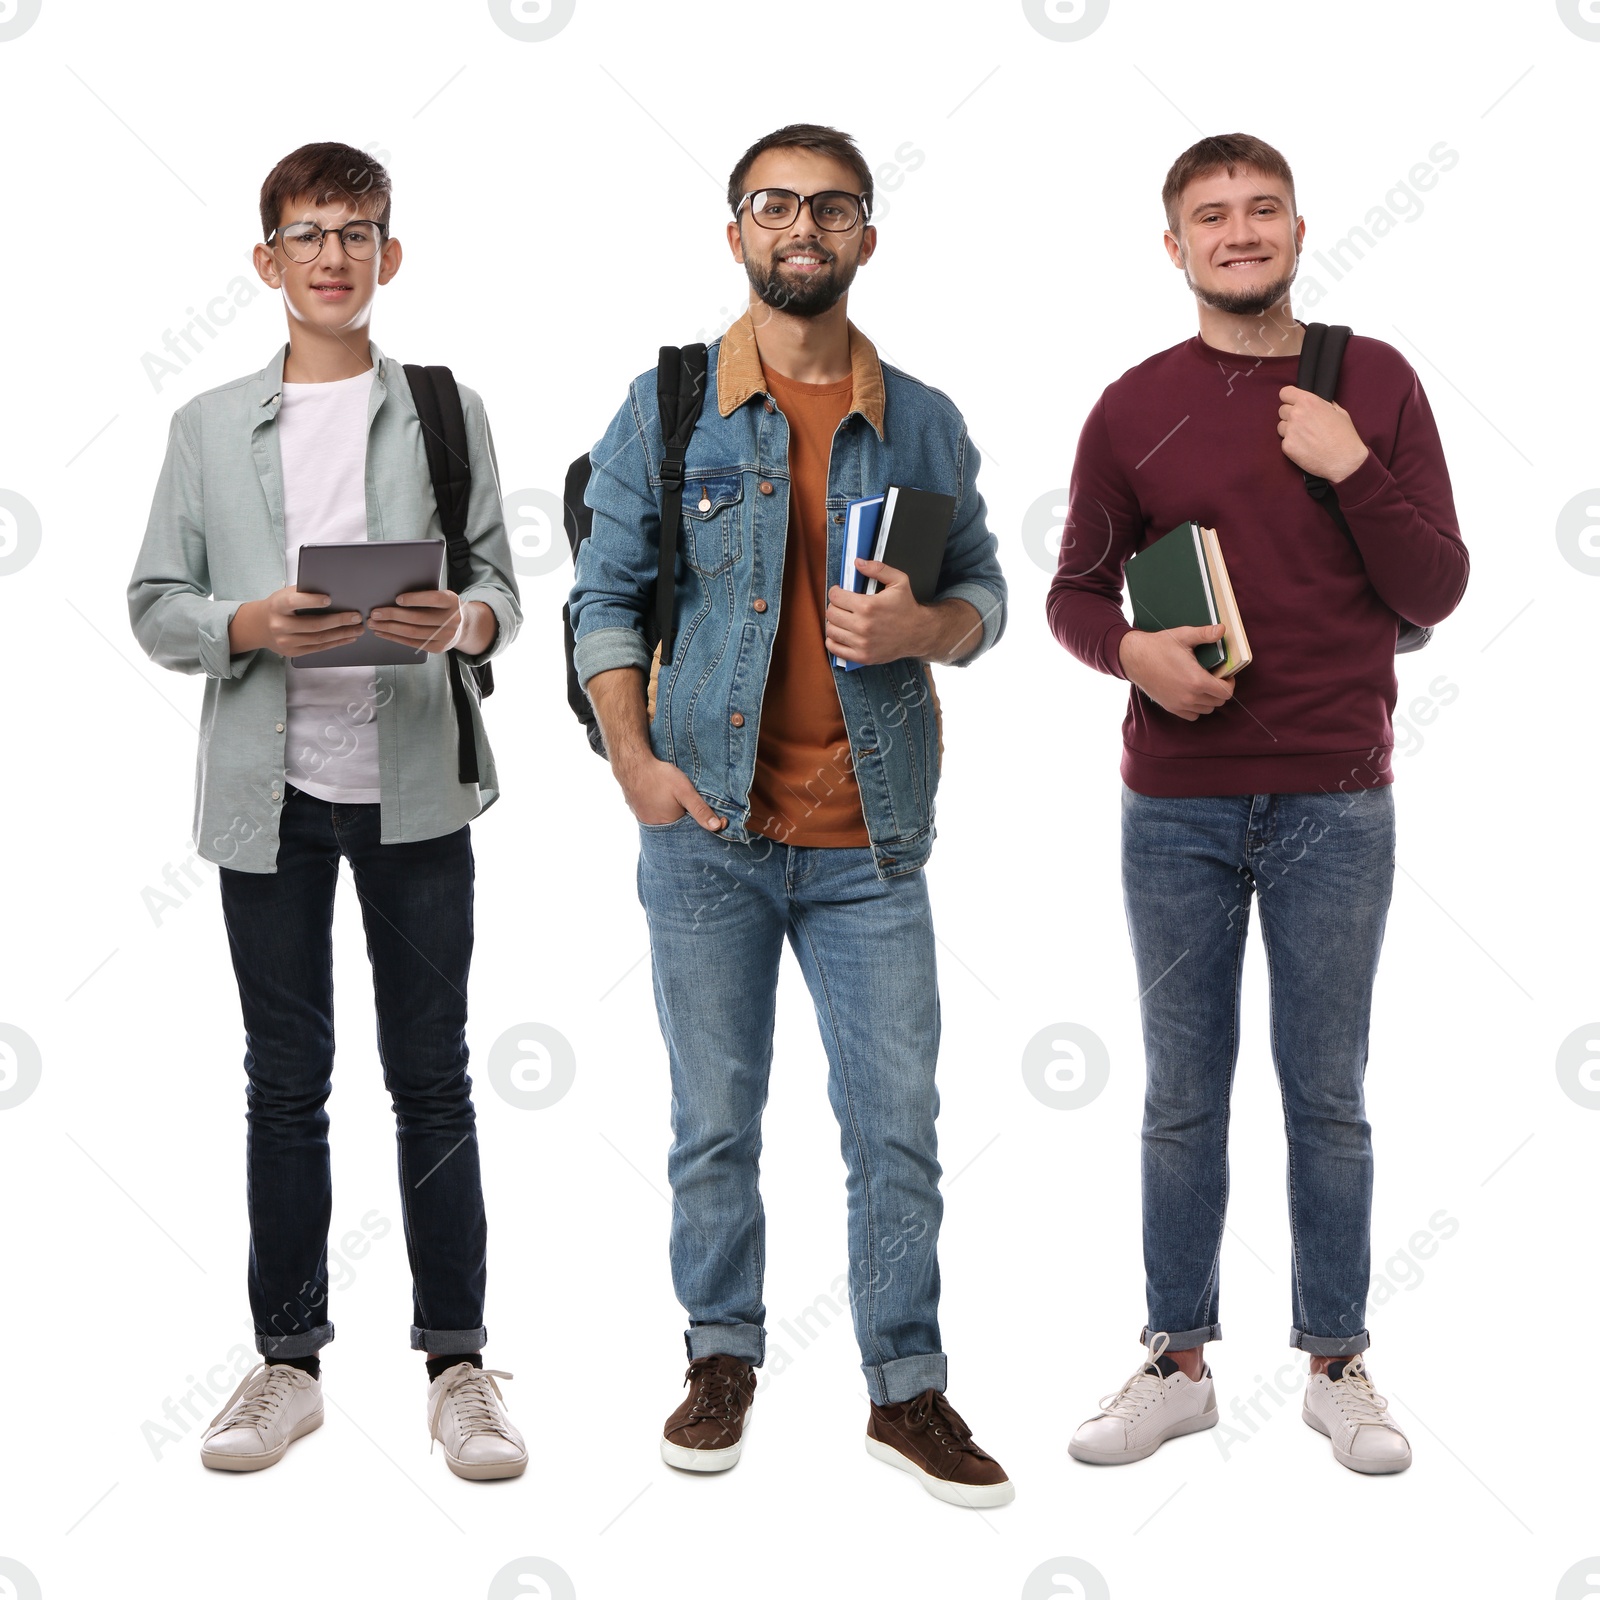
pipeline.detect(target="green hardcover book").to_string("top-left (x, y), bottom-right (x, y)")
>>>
top-left (1124, 519), bottom-right (1226, 671)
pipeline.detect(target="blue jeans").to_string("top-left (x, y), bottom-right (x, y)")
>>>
top-left (1121, 784), bottom-right (1396, 1358)
top-left (218, 784), bottom-right (488, 1358)
top-left (636, 816), bottom-right (947, 1405)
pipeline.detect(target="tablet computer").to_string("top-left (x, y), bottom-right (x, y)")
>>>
top-left (290, 539), bottom-right (446, 670)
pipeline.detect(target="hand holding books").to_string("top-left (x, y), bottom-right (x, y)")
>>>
top-left (1120, 519), bottom-right (1251, 722)
top-left (829, 486), bottom-right (957, 670)
top-left (1119, 622), bottom-right (1235, 721)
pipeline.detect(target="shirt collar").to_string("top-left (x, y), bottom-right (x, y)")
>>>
top-left (715, 309), bottom-right (885, 440)
top-left (250, 340), bottom-right (391, 424)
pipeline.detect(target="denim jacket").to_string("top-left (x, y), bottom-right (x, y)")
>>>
top-left (569, 313), bottom-right (1006, 878)
top-left (128, 342), bottom-right (522, 874)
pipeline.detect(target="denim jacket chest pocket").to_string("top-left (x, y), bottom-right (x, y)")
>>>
top-left (680, 472), bottom-right (744, 577)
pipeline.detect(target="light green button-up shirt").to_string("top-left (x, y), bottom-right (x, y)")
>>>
top-left (128, 342), bottom-right (522, 873)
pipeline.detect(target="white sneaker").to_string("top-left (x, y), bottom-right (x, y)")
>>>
top-left (1302, 1355), bottom-right (1411, 1474)
top-left (200, 1362), bottom-right (324, 1471)
top-left (427, 1363), bottom-right (528, 1480)
top-left (1068, 1333), bottom-right (1218, 1465)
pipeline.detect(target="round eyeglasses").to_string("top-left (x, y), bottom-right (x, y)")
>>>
top-left (268, 220), bottom-right (387, 263)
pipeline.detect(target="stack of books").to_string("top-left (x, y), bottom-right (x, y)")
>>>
top-left (1124, 518), bottom-right (1251, 677)
top-left (831, 486), bottom-right (956, 671)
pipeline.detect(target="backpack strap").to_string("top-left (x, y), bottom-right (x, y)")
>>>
top-left (653, 343), bottom-right (708, 664)
top-left (1294, 322), bottom-right (1351, 509)
top-left (1293, 325), bottom-right (1431, 653)
top-left (404, 363), bottom-right (487, 784)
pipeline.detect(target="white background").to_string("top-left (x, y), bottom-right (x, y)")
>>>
top-left (0, 2), bottom-right (1595, 1597)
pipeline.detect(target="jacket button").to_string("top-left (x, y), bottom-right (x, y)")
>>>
top-left (753, 598), bottom-right (768, 613)
top-left (833, 513), bottom-right (844, 523)
top-left (730, 712), bottom-right (745, 727)
top-left (275, 721), bottom-right (285, 733)
top-left (764, 398), bottom-right (775, 413)
top-left (759, 481), bottom-right (774, 495)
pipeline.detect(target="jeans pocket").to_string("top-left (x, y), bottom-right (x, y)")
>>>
top-left (639, 811), bottom-right (698, 832)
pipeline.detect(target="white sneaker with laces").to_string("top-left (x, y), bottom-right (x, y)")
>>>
top-left (1068, 1333), bottom-right (1218, 1465)
top-left (427, 1363), bottom-right (528, 1480)
top-left (1302, 1355), bottom-right (1411, 1474)
top-left (200, 1362), bottom-right (323, 1471)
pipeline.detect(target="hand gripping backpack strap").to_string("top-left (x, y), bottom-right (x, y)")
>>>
top-left (1294, 324), bottom-right (1431, 653)
top-left (1295, 321), bottom-right (1350, 509)
top-left (653, 343), bottom-right (708, 665)
top-left (404, 363), bottom-right (487, 784)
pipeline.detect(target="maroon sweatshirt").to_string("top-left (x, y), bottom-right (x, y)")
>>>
top-left (1046, 329), bottom-right (1469, 797)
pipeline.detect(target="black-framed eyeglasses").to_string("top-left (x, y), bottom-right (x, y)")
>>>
top-left (735, 189), bottom-right (869, 232)
top-left (267, 219), bottom-right (387, 263)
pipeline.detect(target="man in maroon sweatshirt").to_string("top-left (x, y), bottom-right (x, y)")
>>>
top-left (1047, 133), bottom-right (1467, 1477)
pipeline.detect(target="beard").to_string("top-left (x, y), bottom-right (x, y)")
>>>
top-left (1184, 249), bottom-right (1299, 317)
top-left (745, 241), bottom-right (857, 318)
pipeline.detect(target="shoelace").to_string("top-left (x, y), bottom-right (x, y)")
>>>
top-left (1097, 1330), bottom-right (1176, 1420)
top-left (206, 1363), bottom-right (307, 1435)
top-left (898, 1391), bottom-right (990, 1460)
top-left (429, 1365), bottom-right (516, 1451)
top-left (681, 1360), bottom-right (745, 1425)
top-left (1324, 1357), bottom-right (1394, 1427)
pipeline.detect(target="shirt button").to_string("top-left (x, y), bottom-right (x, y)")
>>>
top-left (729, 712), bottom-right (745, 727)
top-left (758, 481), bottom-right (774, 495)
top-left (275, 721), bottom-right (285, 732)
top-left (753, 598), bottom-right (768, 613)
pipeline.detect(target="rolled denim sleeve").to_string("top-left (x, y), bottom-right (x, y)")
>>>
top-left (128, 406), bottom-right (259, 681)
top-left (933, 426), bottom-right (1006, 666)
top-left (452, 388), bottom-right (523, 667)
top-left (569, 383), bottom-right (659, 689)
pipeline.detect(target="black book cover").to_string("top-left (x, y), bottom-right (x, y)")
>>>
top-left (869, 486), bottom-right (957, 602)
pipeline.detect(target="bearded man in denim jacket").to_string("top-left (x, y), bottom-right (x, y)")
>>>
top-left (569, 124), bottom-right (1011, 1509)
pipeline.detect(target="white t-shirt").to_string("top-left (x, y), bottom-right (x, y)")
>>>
top-left (278, 368), bottom-right (381, 804)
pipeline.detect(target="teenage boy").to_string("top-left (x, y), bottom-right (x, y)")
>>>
top-left (128, 142), bottom-right (526, 1480)
top-left (569, 125), bottom-right (1012, 1508)
top-left (1047, 133), bottom-right (1467, 1475)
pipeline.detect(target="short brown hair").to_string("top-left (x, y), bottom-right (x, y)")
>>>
top-left (1161, 133), bottom-right (1295, 235)
top-left (727, 124), bottom-right (874, 219)
top-left (259, 141), bottom-right (392, 241)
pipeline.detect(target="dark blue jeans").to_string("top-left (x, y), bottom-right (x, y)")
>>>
top-left (1121, 784), bottom-right (1396, 1358)
top-left (218, 783), bottom-right (487, 1358)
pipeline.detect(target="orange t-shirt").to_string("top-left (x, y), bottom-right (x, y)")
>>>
top-left (747, 367), bottom-right (869, 847)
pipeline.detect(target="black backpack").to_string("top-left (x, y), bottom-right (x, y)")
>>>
top-left (1295, 324), bottom-right (1431, 654)
top-left (403, 363), bottom-right (495, 783)
top-left (561, 344), bottom-right (709, 757)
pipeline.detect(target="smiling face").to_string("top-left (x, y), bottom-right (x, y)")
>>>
top-left (252, 192), bottom-right (401, 338)
top-left (727, 148), bottom-right (876, 320)
top-left (1164, 164), bottom-right (1304, 317)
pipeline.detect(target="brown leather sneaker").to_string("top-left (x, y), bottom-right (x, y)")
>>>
top-left (660, 1354), bottom-right (757, 1472)
top-left (866, 1389), bottom-right (1015, 1507)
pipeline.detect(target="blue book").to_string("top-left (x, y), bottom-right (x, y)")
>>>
top-left (833, 494), bottom-right (885, 671)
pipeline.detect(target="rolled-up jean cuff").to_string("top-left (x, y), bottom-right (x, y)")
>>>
top-left (865, 1353), bottom-right (948, 1406)
top-left (257, 1323), bottom-right (335, 1359)
top-left (1289, 1327), bottom-right (1370, 1357)
top-left (685, 1322), bottom-right (765, 1366)
top-left (410, 1324), bottom-right (488, 1354)
top-left (1140, 1322), bottom-right (1221, 1352)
